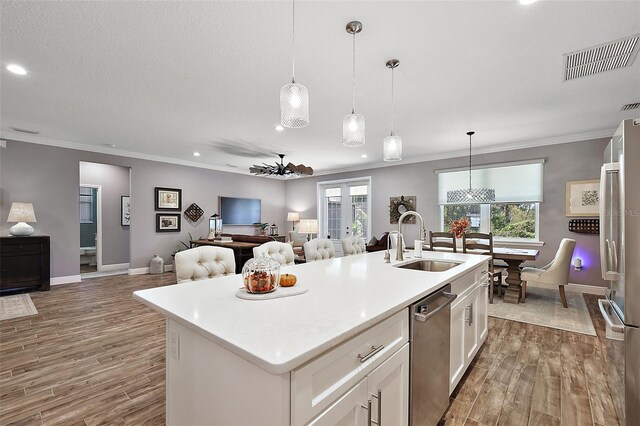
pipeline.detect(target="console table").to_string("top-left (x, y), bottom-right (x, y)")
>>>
top-left (0, 235), bottom-right (50, 294)
top-left (189, 240), bottom-right (259, 273)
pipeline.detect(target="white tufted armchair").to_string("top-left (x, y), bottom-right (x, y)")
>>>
top-left (341, 236), bottom-right (366, 256)
top-left (303, 238), bottom-right (336, 262)
top-left (175, 246), bottom-right (236, 283)
top-left (253, 241), bottom-right (295, 266)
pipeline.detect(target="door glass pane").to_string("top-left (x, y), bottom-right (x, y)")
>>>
top-left (350, 191), bottom-right (368, 239)
top-left (443, 205), bottom-right (481, 233)
top-left (326, 190), bottom-right (342, 239)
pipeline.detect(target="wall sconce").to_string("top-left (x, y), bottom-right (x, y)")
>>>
top-left (574, 258), bottom-right (582, 271)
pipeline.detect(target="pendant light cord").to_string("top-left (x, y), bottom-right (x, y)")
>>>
top-left (352, 32), bottom-right (356, 114)
top-left (391, 66), bottom-right (395, 134)
top-left (291, 0), bottom-right (296, 82)
top-left (468, 133), bottom-right (472, 191)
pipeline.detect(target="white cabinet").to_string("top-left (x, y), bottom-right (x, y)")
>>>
top-left (449, 263), bottom-right (489, 394)
top-left (310, 344), bottom-right (410, 426)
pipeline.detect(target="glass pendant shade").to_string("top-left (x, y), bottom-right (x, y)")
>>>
top-left (280, 82), bottom-right (309, 128)
top-left (342, 113), bottom-right (365, 147)
top-left (383, 134), bottom-right (402, 162)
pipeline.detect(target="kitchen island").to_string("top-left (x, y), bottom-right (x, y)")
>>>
top-left (134, 250), bottom-right (490, 425)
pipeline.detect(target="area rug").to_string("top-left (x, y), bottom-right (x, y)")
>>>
top-left (0, 294), bottom-right (38, 320)
top-left (488, 285), bottom-right (596, 336)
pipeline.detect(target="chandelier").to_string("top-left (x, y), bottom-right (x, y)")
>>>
top-left (249, 154), bottom-right (313, 177)
top-left (446, 131), bottom-right (496, 203)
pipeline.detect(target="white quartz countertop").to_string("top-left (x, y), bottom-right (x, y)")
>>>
top-left (133, 250), bottom-right (488, 375)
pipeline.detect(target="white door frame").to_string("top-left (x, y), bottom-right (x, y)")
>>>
top-left (316, 176), bottom-right (372, 241)
top-left (81, 184), bottom-right (103, 273)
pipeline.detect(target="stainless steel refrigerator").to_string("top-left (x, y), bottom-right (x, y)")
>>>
top-left (599, 118), bottom-right (640, 425)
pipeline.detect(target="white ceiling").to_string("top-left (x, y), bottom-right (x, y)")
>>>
top-left (1, 1), bottom-right (639, 175)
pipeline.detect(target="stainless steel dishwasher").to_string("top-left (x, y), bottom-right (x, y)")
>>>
top-left (409, 284), bottom-right (457, 426)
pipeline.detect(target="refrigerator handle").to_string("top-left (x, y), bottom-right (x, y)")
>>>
top-left (600, 162), bottom-right (620, 281)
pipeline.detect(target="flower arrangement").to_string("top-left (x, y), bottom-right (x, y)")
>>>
top-left (450, 217), bottom-right (470, 239)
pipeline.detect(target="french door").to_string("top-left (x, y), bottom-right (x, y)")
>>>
top-left (317, 178), bottom-right (371, 241)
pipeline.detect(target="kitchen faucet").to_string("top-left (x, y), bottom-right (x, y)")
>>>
top-left (397, 211), bottom-right (426, 262)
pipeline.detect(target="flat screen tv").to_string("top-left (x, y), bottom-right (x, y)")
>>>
top-left (219, 197), bottom-right (261, 225)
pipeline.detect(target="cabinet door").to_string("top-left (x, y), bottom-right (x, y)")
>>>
top-left (476, 281), bottom-right (489, 344)
top-left (464, 288), bottom-right (479, 365)
top-left (366, 344), bottom-right (409, 426)
top-left (450, 299), bottom-right (467, 395)
top-left (307, 379), bottom-right (368, 426)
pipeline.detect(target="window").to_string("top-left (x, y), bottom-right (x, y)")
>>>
top-left (79, 187), bottom-right (95, 224)
top-left (437, 160), bottom-right (544, 241)
top-left (318, 178), bottom-right (371, 241)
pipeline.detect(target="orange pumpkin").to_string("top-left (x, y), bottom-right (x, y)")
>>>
top-left (280, 274), bottom-right (297, 287)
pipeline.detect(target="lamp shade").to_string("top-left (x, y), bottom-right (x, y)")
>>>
top-left (280, 82), bottom-right (310, 128)
top-left (383, 134), bottom-right (402, 162)
top-left (287, 212), bottom-right (300, 222)
top-left (7, 202), bottom-right (36, 222)
top-left (298, 219), bottom-right (318, 234)
top-left (342, 113), bottom-right (365, 147)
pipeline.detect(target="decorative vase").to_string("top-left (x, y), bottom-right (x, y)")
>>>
top-left (150, 254), bottom-right (164, 274)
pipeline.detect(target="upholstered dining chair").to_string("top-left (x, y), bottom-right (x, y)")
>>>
top-left (253, 241), bottom-right (295, 266)
top-left (303, 238), bottom-right (336, 262)
top-left (175, 246), bottom-right (235, 283)
top-left (341, 236), bottom-right (366, 256)
top-left (463, 232), bottom-right (504, 303)
top-left (428, 231), bottom-right (457, 253)
top-left (521, 238), bottom-right (576, 308)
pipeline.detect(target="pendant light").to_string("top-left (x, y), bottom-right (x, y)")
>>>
top-left (383, 59), bottom-right (402, 161)
top-left (343, 21), bottom-right (365, 147)
top-left (446, 131), bottom-right (496, 203)
top-left (280, 0), bottom-right (309, 128)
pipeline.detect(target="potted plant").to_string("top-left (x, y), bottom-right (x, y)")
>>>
top-left (171, 233), bottom-right (199, 258)
top-left (256, 223), bottom-right (269, 236)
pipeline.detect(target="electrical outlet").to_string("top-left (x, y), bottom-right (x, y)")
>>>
top-left (169, 328), bottom-right (180, 360)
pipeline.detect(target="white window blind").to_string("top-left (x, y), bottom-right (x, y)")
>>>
top-left (436, 160), bottom-right (544, 205)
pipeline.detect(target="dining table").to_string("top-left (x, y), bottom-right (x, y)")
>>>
top-left (421, 243), bottom-right (539, 304)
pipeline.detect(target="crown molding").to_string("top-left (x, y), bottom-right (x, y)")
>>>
top-left (1, 127), bottom-right (615, 179)
top-left (311, 127), bottom-right (615, 177)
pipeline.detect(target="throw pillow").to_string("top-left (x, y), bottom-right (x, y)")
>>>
top-left (367, 236), bottom-right (378, 247)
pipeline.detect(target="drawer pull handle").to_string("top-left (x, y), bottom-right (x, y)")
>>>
top-left (358, 344), bottom-right (384, 363)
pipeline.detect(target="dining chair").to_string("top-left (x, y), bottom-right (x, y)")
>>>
top-left (428, 231), bottom-right (457, 253)
top-left (253, 241), bottom-right (295, 266)
top-left (341, 236), bottom-right (366, 256)
top-left (303, 238), bottom-right (336, 262)
top-left (520, 238), bottom-right (576, 308)
top-left (463, 232), bottom-right (504, 303)
top-left (175, 246), bottom-right (235, 283)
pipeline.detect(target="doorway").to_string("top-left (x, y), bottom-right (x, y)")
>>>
top-left (79, 185), bottom-right (102, 274)
top-left (317, 177), bottom-right (372, 242)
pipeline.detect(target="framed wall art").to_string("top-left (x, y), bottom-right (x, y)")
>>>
top-left (389, 195), bottom-right (416, 224)
top-left (121, 196), bottom-right (131, 226)
top-left (156, 213), bottom-right (181, 232)
top-left (155, 187), bottom-right (182, 211)
top-left (566, 179), bottom-right (600, 217)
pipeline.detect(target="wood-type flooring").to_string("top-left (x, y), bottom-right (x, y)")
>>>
top-left (0, 274), bottom-right (624, 425)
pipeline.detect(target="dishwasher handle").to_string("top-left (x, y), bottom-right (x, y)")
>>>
top-left (414, 292), bottom-right (457, 322)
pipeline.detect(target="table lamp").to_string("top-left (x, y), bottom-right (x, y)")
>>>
top-left (7, 202), bottom-right (37, 236)
top-left (287, 212), bottom-right (300, 231)
top-left (298, 219), bottom-right (318, 241)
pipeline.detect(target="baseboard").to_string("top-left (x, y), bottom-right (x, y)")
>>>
top-left (100, 263), bottom-right (130, 272)
top-left (567, 283), bottom-right (607, 295)
top-left (128, 267), bottom-right (149, 276)
top-left (51, 275), bottom-right (82, 285)
top-left (129, 265), bottom-right (173, 275)
top-left (528, 281), bottom-right (606, 295)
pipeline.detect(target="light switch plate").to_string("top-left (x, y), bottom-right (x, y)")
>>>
top-left (169, 327), bottom-right (180, 360)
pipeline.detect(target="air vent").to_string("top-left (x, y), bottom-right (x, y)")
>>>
top-left (621, 102), bottom-right (640, 111)
top-left (10, 127), bottom-right (40, 135)
top-left (563, 34), bottom-right (640, 81)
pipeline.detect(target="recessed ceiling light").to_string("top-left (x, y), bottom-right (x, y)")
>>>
top-left (10, 126), bottom-right (39, 134)
top-left (519, 0), bottom-right (538, 5)
top-left (193, 152), bottom-right (201, 157)
top-left (275, 124), bottom-right (284, 132)
top-left (225, 163), bottom-right (238, 168)
top-left (361, 154), bottom-right (368, 159)
top-left (6, 64), bottom-right (27, 75)
top-left (103, 143), bottom-right (117, 148)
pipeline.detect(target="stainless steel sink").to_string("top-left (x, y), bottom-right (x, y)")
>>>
top-left (394, 259), bottom-right (462, 272)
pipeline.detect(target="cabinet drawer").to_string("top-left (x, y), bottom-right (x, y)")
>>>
top-left (1, 242), bottom-right (42, 255)
top-left (291, 309), bottom-right (409, 426)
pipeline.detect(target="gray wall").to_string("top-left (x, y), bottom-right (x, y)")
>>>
top-left (0, 140), bottom-right (286, 278)
top-left (80, 161), bottom-right (131, 265)
top-left (284, 138), bottom-right (609, 287)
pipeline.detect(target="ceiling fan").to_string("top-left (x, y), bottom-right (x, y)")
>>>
top-left (249, 154), bottom-right (314, 177)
